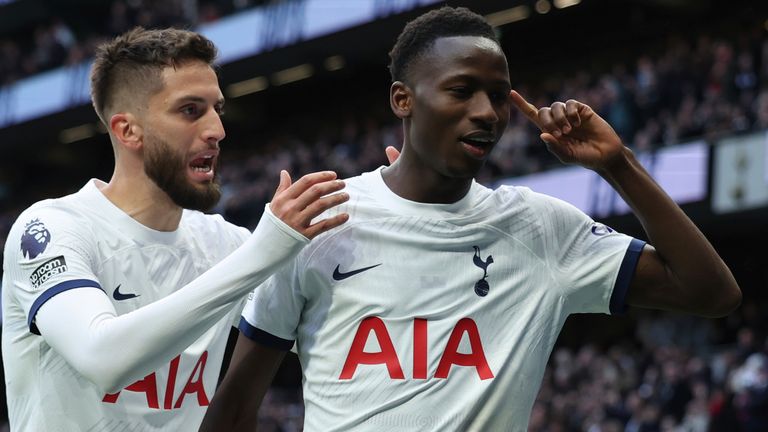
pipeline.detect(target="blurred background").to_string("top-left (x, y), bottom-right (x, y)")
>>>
top-left (2, 0), bottom-right (768, 430)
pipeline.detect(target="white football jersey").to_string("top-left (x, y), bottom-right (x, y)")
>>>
top-left (2, 179), bottom-right (250, 431)
top-left (241, 167), bottom-right (644, 432)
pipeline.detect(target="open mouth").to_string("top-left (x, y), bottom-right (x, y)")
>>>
top-left (460, 135), bottom-right (495, 158)
top-left (190, 155), bottom-right (214, 173)
top-left (188, 153), bottom-right (216, 181)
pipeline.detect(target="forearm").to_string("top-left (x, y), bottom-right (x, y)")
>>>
top-left (598, 148), bottom-right (740, 315)
top-left (199, 372), bottom-right (264, 432)
top-left (37, 207), bottom-right (307, 392)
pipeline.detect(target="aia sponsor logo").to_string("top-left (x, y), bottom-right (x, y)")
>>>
top-left (21, 218), bottom-right (51, 259)
top-left (340, 317), bottom-right (494, 381)
top-left (103, 351), bottom-right (210, 409)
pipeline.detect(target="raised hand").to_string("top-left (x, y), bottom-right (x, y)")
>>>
top-left (269, 170), bottom-right (349, 239)
top-left (510, 90), bottom-right (625, 171)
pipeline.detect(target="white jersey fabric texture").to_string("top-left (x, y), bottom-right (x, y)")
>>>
top-left (1, 179), bottom-right (307, 431)
top-left (241, 167), bottom-right (645, 432)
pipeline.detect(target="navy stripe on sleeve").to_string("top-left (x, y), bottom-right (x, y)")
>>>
top-left (28, 279), bottom-right (104, 335)
top-left (609, 238), bottom-right (646, 315)
top-left (238, 317), bottom-right (294, 351)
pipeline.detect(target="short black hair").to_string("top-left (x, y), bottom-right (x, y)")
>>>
top-left (388, 6), bottom-right (499, 83)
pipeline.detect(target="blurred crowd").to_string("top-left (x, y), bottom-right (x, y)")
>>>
top-left (2, 1), bottom-right (768, 431)
top-left (0, 0), bottom-right (268, 86)
top-left (528, 299), bottom-right (768, 432)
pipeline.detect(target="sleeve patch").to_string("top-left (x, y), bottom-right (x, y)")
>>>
top-left (30, 256), bottom-right (68, 289)
top-left (21, 218), bottom-right (52, 259)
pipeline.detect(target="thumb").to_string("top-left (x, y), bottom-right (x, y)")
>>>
top-left (540, 133), bottom-right (558, 146)
top-left (274, 170), bottom-right (292, 195)
top-left (385, 146), bottom-right (400, 165)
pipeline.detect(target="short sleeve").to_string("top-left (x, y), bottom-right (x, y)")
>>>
top-left (239, 258), bottom-right (304, 351)
top-left (534, 193), bottom-right (645, 315)
top-left (3, 206), bottom-right (104, 334)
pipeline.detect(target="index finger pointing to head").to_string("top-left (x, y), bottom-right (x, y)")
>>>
top-left (509, 90), bottom-right (542, 128)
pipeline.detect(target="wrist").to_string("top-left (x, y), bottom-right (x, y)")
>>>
top-left (596, 146), bottom-right (637, 181)
top-left (264, 204), bottom-right (310, 242)
top-left (247, 205), bottom-right (310, 251)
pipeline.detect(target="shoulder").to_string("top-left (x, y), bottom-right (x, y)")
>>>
top-left (3, 194), bottom-right (99, 288)
top-left (331, 170), bottom-right (383, 213)
top-left (7, 194), bottom-right (95, 249)
top-left (494, 184), bottom-right (586, 216)
top-left (342, 171), bottom-right (372, 194)
top-left (481, 184), bottom-right (594, 241)
top-left (181, 210), bottom-right (250, 243)
top-left (492, 184), bottom-right (546, 204)
top-left (476, 184), bottom-right (541, 217)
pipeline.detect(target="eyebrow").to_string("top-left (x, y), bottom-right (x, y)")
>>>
top-left (445, 74), bottom-right (511, 88)
top-left (174, 95), bottom-right (226, 106)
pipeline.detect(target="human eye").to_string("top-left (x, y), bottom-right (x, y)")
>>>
top-left (180, 104), bottom-right (200, 117)
top-left (448, 86), bottom-right (472, 98)
top-left (214, 103), bottom-right (226, 116)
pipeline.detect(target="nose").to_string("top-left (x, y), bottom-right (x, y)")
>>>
top-left (202, 109), bottom-right (226, 146)
top-left (469, 93), bottom-right (500, 126)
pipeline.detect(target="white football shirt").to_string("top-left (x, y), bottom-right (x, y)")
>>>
top-left (241, 167), bottom-right (644, 432)
top-left (2, 179), bottom-right (250, 431)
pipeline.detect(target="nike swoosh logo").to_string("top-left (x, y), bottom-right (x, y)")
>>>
top-left (113, 284), bottom-right (140, 301)
top-left (332, 263), bottom-right (382, 281)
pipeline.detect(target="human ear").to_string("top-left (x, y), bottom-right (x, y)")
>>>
top-left (390, 81), bottom-right (412, 119)
top-left (110, 112), bottom-right (143, 151)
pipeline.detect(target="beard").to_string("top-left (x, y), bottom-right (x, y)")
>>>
top-left (144, 135), bottom-right (221, 212)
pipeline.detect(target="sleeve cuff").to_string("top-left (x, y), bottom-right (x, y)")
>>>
top-left (263, 204), bottom-right (310, 244)
top-left (28, 279), bottom-right (103, 335)
top-left (238, 317), bottom-right (294, 351)
top-left (609, 238), bottom-right (645, 315)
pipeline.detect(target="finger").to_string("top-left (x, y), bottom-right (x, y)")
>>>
top-left (301, 191), bottom-right (350, 222)
top-left (537, 107), bottom-right (562, 138)
top-left (385, 146), bottom-right (400, 164)
top-left (303, 213), bottom-right (350, 240)
top-left (540, 132), bottom-right (558, 146)
top-left (550, 102), bottom-right (571, 135)
top-left (565, 99), bottom-right (581, 127)
top-left (269, 170), bottom-right (293, 210)
top-left (576, 101), bottom-right (595, 122)
top-left (509, 90), bottom-right (542, 129)
top-left (292, 179), bottom-right (346, 211)
top-left (284, 171), bottom-right (338, 200)
top-left (541, 133), bottom-right (574, 162)
top-left (275, 170), bottom-right (291, 195)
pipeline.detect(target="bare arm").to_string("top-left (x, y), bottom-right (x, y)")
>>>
top-left (599, 149), bottom-right (740, 316)
top-left (200, 335), bottom-right (287, 431)
top-left (510, 91), bottom-right (741, 317)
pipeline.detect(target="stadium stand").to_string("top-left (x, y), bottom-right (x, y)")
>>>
top-left (2, 0), bottom-right (768, 430)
